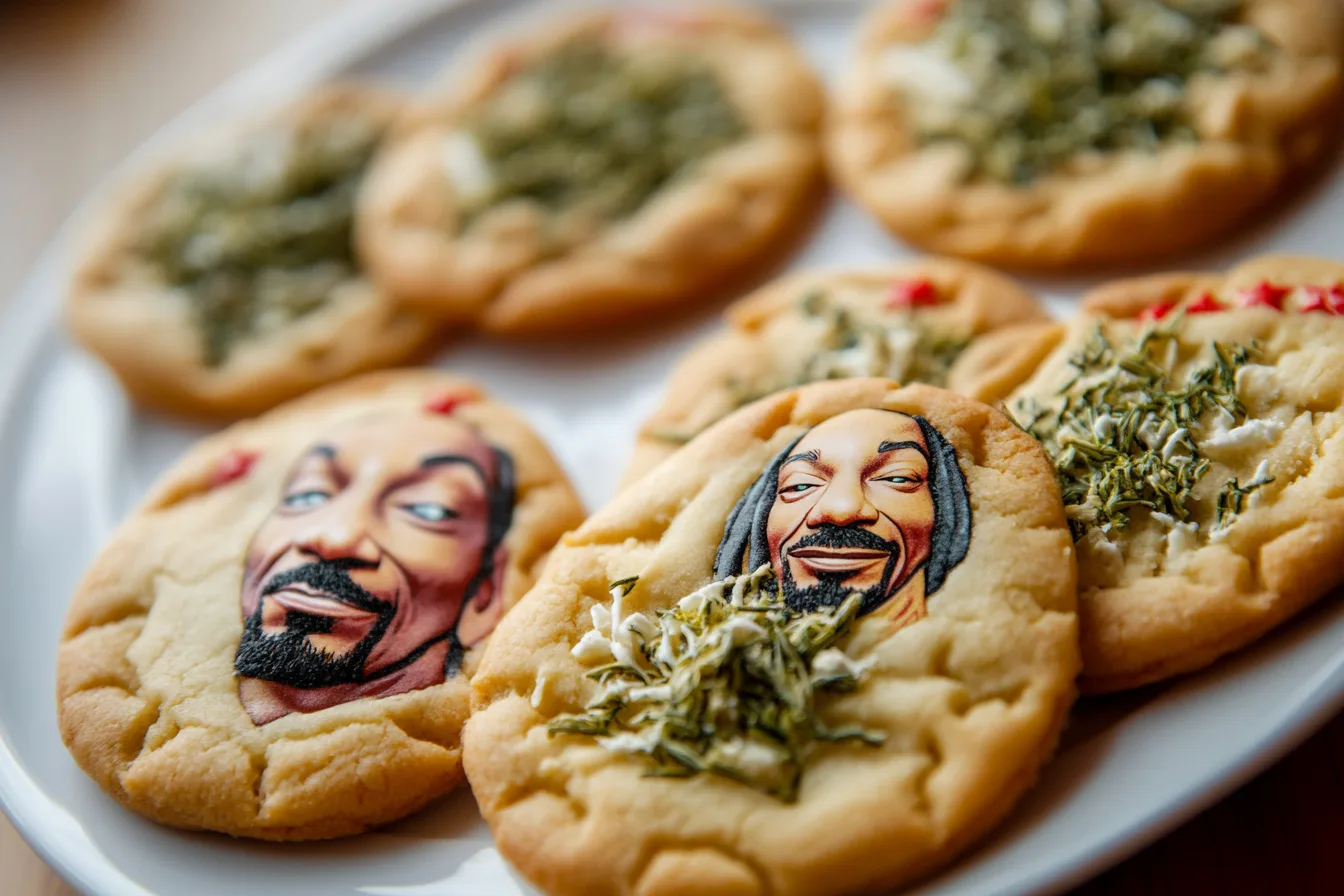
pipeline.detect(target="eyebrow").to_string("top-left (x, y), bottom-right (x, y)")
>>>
top-left (781, 449), bottom-right (820, 467)
top-left (877, 440), bottom-right (930, 458)
top-left (420, 453), bottom-right (490, 485)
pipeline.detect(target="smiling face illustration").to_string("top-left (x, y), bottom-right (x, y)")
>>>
top-left (234, 413), bottom-right (514, 725)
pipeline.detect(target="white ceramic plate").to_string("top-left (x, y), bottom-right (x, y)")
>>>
top-left (3, 2), bottom-right (1343, 894)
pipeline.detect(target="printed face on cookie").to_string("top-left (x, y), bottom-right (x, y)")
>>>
top-left (234, 413), bottom-right (515, 725)
top-left (715, 409), bottom-right (970, 625)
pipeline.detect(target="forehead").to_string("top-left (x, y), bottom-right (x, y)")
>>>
top-left (298, 413), bottom-right (497, 483)
top-left (792, 409), bottom-right (928, 458)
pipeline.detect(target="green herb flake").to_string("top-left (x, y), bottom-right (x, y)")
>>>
top-left (896, 0), bottom-right (1266, 184)
top-left (549, 565), bottom-right (885, 802)
top-left (460, 38), bottom-right (744, 230)
top-left (1213, 461), bottom-right (1274, 531)
top-left (1009, 318), bottom-right (1259, 540)
top-left (140, 114), bottom-right (384, 366)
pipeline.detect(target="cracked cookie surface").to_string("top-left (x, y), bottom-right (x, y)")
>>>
top-left (464, 378), bottom-right (1078, 896)
top-left (56, 370), bottom-right (585, 839)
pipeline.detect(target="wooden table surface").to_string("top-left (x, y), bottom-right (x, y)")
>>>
top-left (1, 1), bottom-right (1341, 893)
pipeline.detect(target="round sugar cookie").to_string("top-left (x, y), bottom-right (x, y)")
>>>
top-left (67, 86), bottom-right (442, 419)
top-left (56, 370), bottom-right (585, 839)
top-left (991, 255), bottom-right (1344, 692)
top-left (356, 3), bottom-right (825, 336)
top-left (624, 259), bottom-right (1047, 484)
top-left (464, 378), bottom-right (1079, 896)
top-left (826, 0), bottom-right (1344, 267)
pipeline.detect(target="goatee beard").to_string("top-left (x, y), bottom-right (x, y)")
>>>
top-left (778, 525), bottom-right (905, 617)
top-left (234, 560), bottom-right (394, 689)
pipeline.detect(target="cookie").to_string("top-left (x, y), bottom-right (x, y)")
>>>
top-left (464, 378), bottom-right (1079, 896)
top-left (995, 255), bottom-right (1344, 693)
top-left (356, 4), bottom-right (824, 336)
top-left (826, 0), bottom-right (1344, 267)
top-left (56, 370), bottom-right (585, 839)
top-left (66, 86), bottom-right (443, 419)
top-left (624, 260), bottom-right (1048, 484)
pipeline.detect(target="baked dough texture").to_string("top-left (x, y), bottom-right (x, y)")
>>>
top-left (56, 370), bottom-right (585, 839)
top-left (357, 3), bottom-right (825, 336)
top-left (826, 0), bottom-right (1344, 267)
top-left (984, 255), bottom-right (1344, 692)
top-left (624, 259), bottom-right (1047, 484)
top-left (464, 378), bottom-right (1079, 896)
top-left (66, 86), bottom-right (442, 419)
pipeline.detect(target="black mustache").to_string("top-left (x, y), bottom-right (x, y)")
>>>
top-left (261, 559), bottom-right (391, 615)
top-left (788, 525), bottom-right (899, 556)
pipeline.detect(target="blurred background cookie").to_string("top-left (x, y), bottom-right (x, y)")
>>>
top-left (56, 370), bottom-right (585, 839)
top-left (357, 3), bottom-right (825, 336)
top-left (994, 255), bottom-right (1344, 692)
top-left (66, 86), bottom-right (442, 419)
top-left (624, 259), bottom-right (1047, 483)
top-left (826, 0), bottom-right (1344, 267)
top-left (465, 378), bottom-right (1078, 896)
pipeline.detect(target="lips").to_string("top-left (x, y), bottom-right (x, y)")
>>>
top-left (787, 546), bottom-right (893, 575)
top-left (266, 586), bottom-right (381, 620)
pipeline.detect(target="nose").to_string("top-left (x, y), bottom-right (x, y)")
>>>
top-left (294, 511), bottom-right (382, 566)
top-left (805, 476), bottom-right (878, 529)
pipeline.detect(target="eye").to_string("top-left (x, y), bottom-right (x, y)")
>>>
top-left (780, 483), bottom-right (816, 494)
top-left (401, 502), bottom-right (458, 523)
top-left (875, 473), bottom-right (924, 488)
top-left (283, 490), bottom-right (331, 511)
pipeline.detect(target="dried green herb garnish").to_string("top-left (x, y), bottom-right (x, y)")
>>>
top-left (141, 115), bottom-right (383, 366)
top-left (460, 38), bottom-right (744, 228)
top-left (1214, 461), bottom-right (1273, 531)
top-left (549, 566), bottom-right (885, 801)
top-left (648, 290), bottom-right (969, 445)
top-left (896, 0), bottom-right (1266, 183)
top-left (1010, 320), bottom-right (1258, 539)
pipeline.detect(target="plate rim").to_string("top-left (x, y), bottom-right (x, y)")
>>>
top-left (1, 2), bottom-right (1342, 894)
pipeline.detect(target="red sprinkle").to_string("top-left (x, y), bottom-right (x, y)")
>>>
top-left (1235, 280), bottom-right (1290, 311)
top-left (1185, 292), bottom-right (1223, 314)
top-left (211, 450), bottom-right (258, 488)
top-left (905, 0), bottom-right (946, 22)
top-left (1300, 284), bottom-right (1344, 314)
top-left (424, 391), bottom-right (474, 415)
top-left (886, 278), bottom-right (940, 309)
top-left (1138, 301), bottom-right (1176, 322)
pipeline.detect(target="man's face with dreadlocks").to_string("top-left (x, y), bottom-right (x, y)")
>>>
top-left (235, 414), bottom-right (507, 724)
top-left (766, 409), bottom-right (936, 622)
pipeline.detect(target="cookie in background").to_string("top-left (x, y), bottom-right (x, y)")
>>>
top-left (623, 259), bottom-right (1048, 484)
top-left (827, 0), bottom-right (1344, 267)
top-left (979, 254), bottom-right (1344, 693)
top-left (357, 3), bottom-right (826, 337)
top-left (465, 378), bottom-right (1079, 896)
top-left (67, 86), bottom-right (443, 419)
top-left (56, 370), bottom-right (585, 839)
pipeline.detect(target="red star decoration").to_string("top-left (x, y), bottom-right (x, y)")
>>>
top-left (1299, 284), bottom-right (1344, 315)
top-left (211, 450), bottom-right (259, 488)
top-left (1185, 292), bottom-right (1223, 314)
top-left (424, 391), bottom-right (474, 415)
top-left (886, 278), bottom-right (940, 309)
top-left (1138, 301), bottom-right (1176, 322)
top-left (1235, 280), bottom-right (1290, 311)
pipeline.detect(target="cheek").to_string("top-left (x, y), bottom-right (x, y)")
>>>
top-left (396, 530), bottom-right (486, 591)
top-left (765, 503), bottom-right (802, 554)
top-left (877, 493), bottom-right (936, 543)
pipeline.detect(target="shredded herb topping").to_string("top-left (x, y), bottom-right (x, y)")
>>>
top-left (140, 114), bottom-right (383, 366)
top-left (649, 289), bottom-right (968, 445)
top-left (894, 0), bottom-right (1266, 183)
top-left (549, 566), bottom-right (885, 801)
top-left (459, 38), bottom-right (744, 229)
top-left (1010, 319), bottom-right (1262, 540)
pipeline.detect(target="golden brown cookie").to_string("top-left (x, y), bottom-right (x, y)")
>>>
top-left (464, 378), bottom-right (1079, 896)
top-left (67, 86), bottom-right (442, 419)
top-left (357, 4), bottom-right (825, 336)
top-left (624, 259), bottom-right (1048, 484)
top-left (826, 0), bottom-right (1344, 267)
top-left (56, 370), bottom-right (585, 839)
top-left (994, 255), bottom-right (1344, 693)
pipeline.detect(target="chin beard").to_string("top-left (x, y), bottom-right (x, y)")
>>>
top-left (234, 606), bottom-right (393, 689)
top-left (778, 551), bottom-right (907, 617)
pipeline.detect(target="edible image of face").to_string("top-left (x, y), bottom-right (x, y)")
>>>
top-left (234, 413), bottom-right (514, 725)
top-left (766, 409), bottom-right (936, 623)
